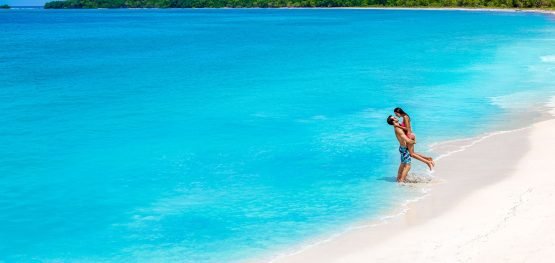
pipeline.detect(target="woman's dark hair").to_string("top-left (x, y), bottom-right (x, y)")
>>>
top-left (386, 115), bottom-right (394, 125)
top-left (394, 107), bottom-right (408, 116)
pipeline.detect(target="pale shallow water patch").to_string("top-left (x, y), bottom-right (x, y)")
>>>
top-left (540, 55), bottom-right (555, 62)
top-left (489, 90), bottom-right (549, 111)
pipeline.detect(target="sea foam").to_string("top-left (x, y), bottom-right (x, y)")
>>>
top-left (547, 96), bottom-right (555, 117)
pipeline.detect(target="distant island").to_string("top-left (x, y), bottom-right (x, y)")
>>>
top-left (44, 0), bottom-right (555, 9)
top-left (0, 4), bottom-right (10, 8)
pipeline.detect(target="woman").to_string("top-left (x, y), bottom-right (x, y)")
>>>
top-left (393, 107), bottom-right (434, 170)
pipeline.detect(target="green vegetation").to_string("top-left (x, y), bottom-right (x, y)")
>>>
top-left (44, 0), bottom-right (555, 8)
top-left (0, 4), bottom-right (10, 8)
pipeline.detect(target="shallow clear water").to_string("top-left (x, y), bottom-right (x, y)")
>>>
top-left (1, 9), bottom-right (554, 262)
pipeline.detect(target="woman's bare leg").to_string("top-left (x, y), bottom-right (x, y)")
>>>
top-left (407, 143), bottom-right (434, 170)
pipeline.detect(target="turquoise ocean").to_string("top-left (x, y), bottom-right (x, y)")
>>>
top-left (1, 8), bottom-right (555, 262)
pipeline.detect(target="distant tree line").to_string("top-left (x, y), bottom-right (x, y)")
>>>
top-left (0, 4), bottom-right (10, 8)
top-left (44, 0), bottom-right (555, 8)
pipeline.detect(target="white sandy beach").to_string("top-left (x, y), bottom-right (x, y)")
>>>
top-left (271, 117), bottom-right (555, 262)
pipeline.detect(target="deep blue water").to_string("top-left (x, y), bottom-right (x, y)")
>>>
top-left (1, 9), bottom-right (554, 262)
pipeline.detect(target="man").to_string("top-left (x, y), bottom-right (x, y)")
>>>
top-left (387, 115), bottom-right (415, 183)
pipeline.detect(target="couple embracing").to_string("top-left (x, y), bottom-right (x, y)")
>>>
top-left (387, 108), bottom-right (435, 183)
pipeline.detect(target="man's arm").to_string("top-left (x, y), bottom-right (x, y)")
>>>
top-left (395, 127), bottom-right (414, 144)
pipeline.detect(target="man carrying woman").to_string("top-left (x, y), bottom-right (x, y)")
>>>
top-left (387, 107), bottom-right (434, 182)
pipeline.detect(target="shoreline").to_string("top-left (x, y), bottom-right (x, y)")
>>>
top-left (266, 111), bottom-right (555, 262)
top-left (296, 7), bottom-right (555, 16)
top-left (332, 7), bottom-right (555, 14)
top-left (14, 6), bottom-right (555, 16)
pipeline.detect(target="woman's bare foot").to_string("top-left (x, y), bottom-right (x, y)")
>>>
top-left (426, 161), bottom-right (433, 171)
